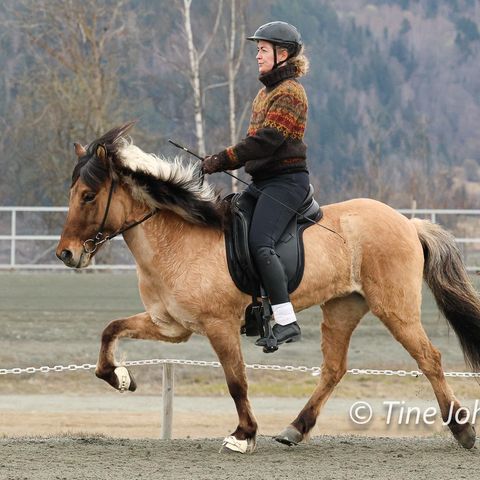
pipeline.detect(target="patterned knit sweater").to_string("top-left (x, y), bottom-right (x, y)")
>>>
top-left (215, 64), bottom-right (308, 181)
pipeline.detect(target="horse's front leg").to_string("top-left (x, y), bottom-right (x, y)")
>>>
top-left (95, 311), bottom-right (192, 391)
top-left (204, 320), bottom-right (258, 454)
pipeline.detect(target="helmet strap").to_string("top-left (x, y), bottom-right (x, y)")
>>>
top-left (273, 47), bottom-right (278, 69)
top-left (272, 45), bottom-right (294, 70)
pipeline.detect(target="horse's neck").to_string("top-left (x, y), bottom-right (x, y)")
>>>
top-left (123, 210), bottom-right (223, 283)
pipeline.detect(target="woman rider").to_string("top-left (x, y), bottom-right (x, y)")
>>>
top-left (203, 21), bottom-right (310, 346)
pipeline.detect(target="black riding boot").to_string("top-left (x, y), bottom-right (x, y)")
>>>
top-left (252, 246), bottom-right (289, 304)
top-left (252, 246), bottom-right (301, 346)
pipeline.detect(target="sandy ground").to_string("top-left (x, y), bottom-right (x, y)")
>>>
top-left (1, 272), bottom-right (480, 478)
top-left (1, 435), bottom-right (479, 480)
top-left (2, 393), bottom-right (479, 478)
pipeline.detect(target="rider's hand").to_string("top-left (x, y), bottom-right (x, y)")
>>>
top-left (202, 155), bottom-right (223, 174)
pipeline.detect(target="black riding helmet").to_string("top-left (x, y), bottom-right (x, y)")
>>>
top-left (247, 21), bottom-right (303, 69)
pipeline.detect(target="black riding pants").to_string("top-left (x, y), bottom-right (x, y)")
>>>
top-left (245, 171), bottom-right (310, 305)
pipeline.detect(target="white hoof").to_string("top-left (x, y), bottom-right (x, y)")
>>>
top-left (114, 366), bottom-right (131, 392)
top-left (220, 435), bottom-right (255, 454)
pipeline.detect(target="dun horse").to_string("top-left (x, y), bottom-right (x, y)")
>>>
top-left (57, 123), bottom-right (480, 452)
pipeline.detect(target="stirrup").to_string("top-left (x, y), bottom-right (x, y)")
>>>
top-left (256, 288), bottom-right (278, 353)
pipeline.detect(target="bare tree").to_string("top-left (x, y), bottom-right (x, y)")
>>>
top-left (176, 0), bottom-right (224, 157)
top-left (223, 0), bottom-right (250, 192)
top-left (3, 0), bottom-right (138, 205)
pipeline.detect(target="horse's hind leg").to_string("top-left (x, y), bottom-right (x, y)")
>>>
top-left (204, 321), bottom-right (257, 453)
top-left (276, 293), bottom-right (368, 445)
top-left (96, 311), bottom-right (192, 392)
top-left (375, 305), bottom-right (476, 449)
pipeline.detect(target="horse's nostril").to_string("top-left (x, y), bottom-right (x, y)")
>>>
top-left (60, 249), bottom-right (73, 263)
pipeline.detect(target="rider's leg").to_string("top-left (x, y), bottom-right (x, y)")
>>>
top-left (248, 172), bottom-right (309, 343)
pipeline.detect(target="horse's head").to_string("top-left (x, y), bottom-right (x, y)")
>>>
top-left (56, 122), bottom-right (136, 268)
top-left (57, 121), bottom-right (225, 268)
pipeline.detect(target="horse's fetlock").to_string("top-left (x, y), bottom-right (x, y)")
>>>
top-left (293, 408), bottom-right (317, 435)
top-left (231, 425), bottom-right (257, 441)
top-left (94, 366), bottom-right (111, 380)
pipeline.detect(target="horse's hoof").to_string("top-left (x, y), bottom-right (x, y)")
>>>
top-left (274, 425), bottom-right (303, 446)
top-left (114, 366), bottom-right (137, 392)
top-left (453, 423), bottom-right (476, 449)
top-left (219, 436), bottom-right (256, 454)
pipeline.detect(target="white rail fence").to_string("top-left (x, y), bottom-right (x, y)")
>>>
top-left (0, 207), bottom-right (134, 270)
top-left (1, 357), bottom-right (479, 439)
top-left (1, 206), bottom-right (480, 270)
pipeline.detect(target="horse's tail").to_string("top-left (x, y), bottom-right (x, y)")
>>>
top-left (412, 218), bottom-right (480, 371)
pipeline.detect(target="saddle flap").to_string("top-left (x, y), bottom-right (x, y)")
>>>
top-left (223, 185), bottom-right (322, 297)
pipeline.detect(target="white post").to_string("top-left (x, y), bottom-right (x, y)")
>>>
top-left (161, 363), bottom-right (174, 440)
top-left (410, 199), bottom-right (416, 219)
top-left (10, 210), bottom-right (16, 267)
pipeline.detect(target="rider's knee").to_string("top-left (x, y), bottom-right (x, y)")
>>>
top-left (250, 244), bottom-right (276, 263)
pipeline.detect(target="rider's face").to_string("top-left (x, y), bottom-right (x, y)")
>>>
top-left (256, 40), bottom-right (288, 74)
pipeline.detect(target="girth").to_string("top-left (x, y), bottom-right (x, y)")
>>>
top-left (223, 184), bottom-right (322, 298)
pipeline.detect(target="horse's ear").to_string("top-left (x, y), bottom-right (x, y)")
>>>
top-left (74, 143), bottom-right (87, 158)
top-left (96, 144), bottom-right (108, 166)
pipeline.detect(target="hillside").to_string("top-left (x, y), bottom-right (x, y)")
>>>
top-left (0, 0), bottom-right (479, 207)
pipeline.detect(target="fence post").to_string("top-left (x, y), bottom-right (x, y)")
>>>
top-left (10, 210), bottom-right (16, 267)
top-left (161, 363), bottom-right (174, 439)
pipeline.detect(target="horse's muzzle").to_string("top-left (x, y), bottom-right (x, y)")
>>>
top-left (56, 248), bottom-right (90, 268)
top-left (58, 249), bottom-right (73, 264)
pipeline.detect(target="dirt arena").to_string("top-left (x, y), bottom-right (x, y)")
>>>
top-left (0, 272), bottom-right (479, 479)
top-left (2, 435), bottom-right (479, 480)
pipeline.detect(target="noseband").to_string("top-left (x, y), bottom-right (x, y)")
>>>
top-left (83, 179), bottom-right (157, 254)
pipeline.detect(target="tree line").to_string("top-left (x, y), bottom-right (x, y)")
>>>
top-left (1, 0), bottom-right (480, 209)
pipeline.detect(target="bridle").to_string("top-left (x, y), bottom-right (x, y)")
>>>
top-left (83, 178), bottom-right (157, 254)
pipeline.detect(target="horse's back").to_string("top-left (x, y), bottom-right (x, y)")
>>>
top-left (322, 197), bottom-right (408, 222)
top-left (321, 198), bottom-right (419, 245)
top-left (299, 197), bottom-right (424, 306)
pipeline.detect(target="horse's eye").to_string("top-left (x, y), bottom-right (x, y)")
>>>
top-left (83, 192), bottom-right (96, 203)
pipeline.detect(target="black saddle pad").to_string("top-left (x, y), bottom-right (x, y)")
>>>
top-left (224, 185), bottom-right (322, 297)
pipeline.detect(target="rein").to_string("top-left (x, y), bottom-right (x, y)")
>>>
top-left (83, 179), bottom-right (157, 254)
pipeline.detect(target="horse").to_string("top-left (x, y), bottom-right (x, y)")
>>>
top-left (56, 122), bottom-right (480, 453)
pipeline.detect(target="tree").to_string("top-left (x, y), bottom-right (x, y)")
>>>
top-left (175, 0), bottom-right (224, 157)
top-left (224, 0), bottom-right (249, 191)
top-left (455, 17), bottom-right (480, 57)
top-left (2, 0), bottom-right (139, 205)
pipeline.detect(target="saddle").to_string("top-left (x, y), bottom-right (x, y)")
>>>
top-left (223, 185), bottom-right (322, 336)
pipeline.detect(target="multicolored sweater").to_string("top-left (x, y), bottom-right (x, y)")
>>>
top-left (214, 64), bottom-right (308, 181)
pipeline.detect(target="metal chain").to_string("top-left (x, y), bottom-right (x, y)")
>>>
top-left (1, 358), bottom-right (479, 378)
